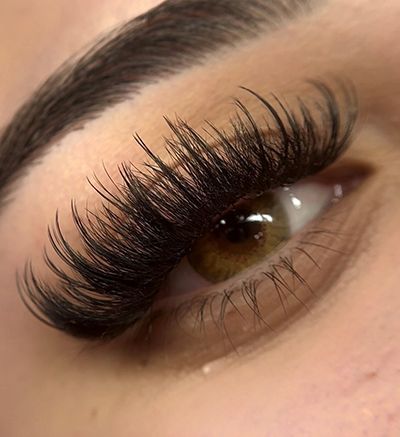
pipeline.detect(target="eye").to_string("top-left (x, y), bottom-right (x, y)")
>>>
top-left (19, 82), bottom-right (361, 343)
top-left (167, 175), bottom-right (344, 293)
top-left (189, 191), bottom-right (291, 283)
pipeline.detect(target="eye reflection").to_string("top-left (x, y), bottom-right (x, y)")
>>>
top-left (188, 193), bottom-right (290, 282)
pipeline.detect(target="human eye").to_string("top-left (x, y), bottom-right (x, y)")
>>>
top-left (17, 81), bottom-right (372, 362)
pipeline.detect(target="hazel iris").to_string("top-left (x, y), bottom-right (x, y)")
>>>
top-left (188, 192), bottom-right (290, 282)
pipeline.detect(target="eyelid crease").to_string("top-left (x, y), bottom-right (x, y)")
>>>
top-left (17, 81), bottom-right (358, 340)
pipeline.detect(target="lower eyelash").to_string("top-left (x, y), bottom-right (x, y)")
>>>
top-left (140, 202), bottom-right (362, 358)
top-left (18, 81), bottom-right (358, 340)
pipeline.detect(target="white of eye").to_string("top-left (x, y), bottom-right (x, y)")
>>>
top-left (277, 181), bottom-right (343, 235)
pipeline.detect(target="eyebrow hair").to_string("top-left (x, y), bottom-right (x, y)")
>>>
top-left (0, 0), bottom-right (313, 203)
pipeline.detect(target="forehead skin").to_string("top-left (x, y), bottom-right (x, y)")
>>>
top-left (0, 1), bottom-right (400, 436)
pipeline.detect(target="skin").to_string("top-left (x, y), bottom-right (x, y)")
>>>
top-left (1, 0), bottom-right (400, 436)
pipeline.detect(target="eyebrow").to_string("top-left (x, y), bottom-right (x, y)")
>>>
top-left (0, 0), bottom-right (314, 203)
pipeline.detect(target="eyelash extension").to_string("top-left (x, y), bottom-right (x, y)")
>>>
top-left (18, 81), bottom-right (358, 340)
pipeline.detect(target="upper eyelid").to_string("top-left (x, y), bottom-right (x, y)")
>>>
top-left (17, 83), bottom-right (357, 340)
top-left (0, 0), bottom-right (316, 207)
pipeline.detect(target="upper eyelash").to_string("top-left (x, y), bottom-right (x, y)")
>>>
top-left (18, 81), bottom-right (358, 340)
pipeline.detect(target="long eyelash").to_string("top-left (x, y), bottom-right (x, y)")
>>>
top-left (18, 82), bottom-right (357, 340)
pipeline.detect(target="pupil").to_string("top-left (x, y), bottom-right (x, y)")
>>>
top-left (215, 208), bottom-right (263, 244)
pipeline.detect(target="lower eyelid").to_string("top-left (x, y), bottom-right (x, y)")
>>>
top-left (130, 167), bottom-right (374, 366)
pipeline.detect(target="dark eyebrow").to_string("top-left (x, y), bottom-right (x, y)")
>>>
top-left (0, 0), bottom-right (314, 203)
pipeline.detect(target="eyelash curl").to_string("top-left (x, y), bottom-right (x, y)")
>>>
top-left (18, 82), bottom-right (357, 340)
